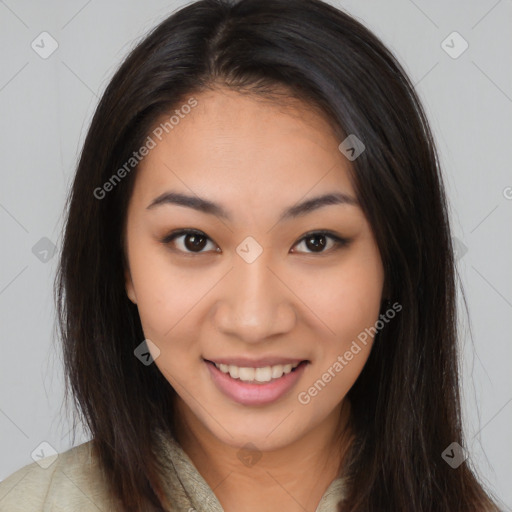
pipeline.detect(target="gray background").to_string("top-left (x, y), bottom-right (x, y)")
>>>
top-left (0, 0), bottom-right (511, 508)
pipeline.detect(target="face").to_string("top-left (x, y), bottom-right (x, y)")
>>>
top-left (124, 87), bottom-right (384, 452)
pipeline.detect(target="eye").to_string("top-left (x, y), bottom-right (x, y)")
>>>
top-left (161, 229), bottom-right (219, 254)
top-left (291, 231), bottom-right (350, 254)
top-left (160, 229), bottom-right (350, 255)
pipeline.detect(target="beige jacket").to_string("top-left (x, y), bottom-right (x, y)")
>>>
top-left (0, 431), bottom-right (346, 511)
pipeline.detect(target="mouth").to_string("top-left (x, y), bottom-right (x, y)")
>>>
top-left (203, 358), bottom-right (309, 406)
top-left (204, 359), bottom-right (308, 383)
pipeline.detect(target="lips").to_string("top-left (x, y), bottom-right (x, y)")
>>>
top-left (205, 359), bottom-right (309, 405)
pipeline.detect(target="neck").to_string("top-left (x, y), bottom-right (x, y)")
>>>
top-left (173, 399), bottom-right (353, 512)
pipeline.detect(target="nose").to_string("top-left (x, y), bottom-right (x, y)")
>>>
top-left (213, 247), bottom-right (296, 344)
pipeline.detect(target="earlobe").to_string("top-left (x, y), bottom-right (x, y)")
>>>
top-left (125, 269), bottom-right (137, 304)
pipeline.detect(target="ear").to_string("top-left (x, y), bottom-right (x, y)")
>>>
top-left (125, 268), bottom-right (137, 304)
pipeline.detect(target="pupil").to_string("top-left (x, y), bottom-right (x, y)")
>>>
top-left (185, 234), bottom-right (206, 251)
top-left (306, 234), bottom-right (326, 252)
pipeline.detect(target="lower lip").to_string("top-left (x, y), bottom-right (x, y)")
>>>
top-left (205, 360), bottom-right (308, 406)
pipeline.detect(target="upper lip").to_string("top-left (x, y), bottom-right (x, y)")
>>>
top-left (204, 357), bottom-right (308, 368)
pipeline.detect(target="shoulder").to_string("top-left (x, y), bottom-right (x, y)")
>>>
top-left (0, 441), bottom-right (116, 512)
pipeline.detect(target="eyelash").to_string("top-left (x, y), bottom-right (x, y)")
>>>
top-left (160, 228), bottom-right (350, 256)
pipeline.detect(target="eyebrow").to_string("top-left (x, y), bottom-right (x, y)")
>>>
top-left (146, 190), bottom-right (359, 222)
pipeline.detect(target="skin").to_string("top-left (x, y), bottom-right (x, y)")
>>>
top-left (124, 87), bottom-right (385, 512)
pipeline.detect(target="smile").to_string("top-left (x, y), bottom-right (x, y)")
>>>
top-left (204, 359), bottom-right (309, 406)
top-left (213, 361), bottom-right (301, 382)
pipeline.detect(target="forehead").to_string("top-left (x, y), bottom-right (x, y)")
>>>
top-left (131, 88), bottom-right (356, 218)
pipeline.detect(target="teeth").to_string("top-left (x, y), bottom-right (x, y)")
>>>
top-left (228, 365), bottom-right (239, 379)
top-left (255, 366), bottom-right (272, 382)
top-left (239, 367), bottom-right (255, 381)
top-left (214, 361), bottom-right (301, 382)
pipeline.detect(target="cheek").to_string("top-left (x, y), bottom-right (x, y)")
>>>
top-left (127, 242), bottom-right (216, 360)
top-left (296, 246), bottom-right (384, 403)
top-left (304, 252), bottom-right (384, 341)
top-left (127, 241), bottom-right (183, 337)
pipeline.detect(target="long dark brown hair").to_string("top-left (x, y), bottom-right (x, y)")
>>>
top-left (55, 0), bottom-right (501, 510)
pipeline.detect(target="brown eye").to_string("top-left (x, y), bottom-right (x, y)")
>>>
top-left (162, 229), bottom-right (218, 254)
top-left (304, 233), bottom-right (327, 252)
top-left (182, 233), bottom-right (208, 252)
top-left (292, 231), bottom-right (349, 254)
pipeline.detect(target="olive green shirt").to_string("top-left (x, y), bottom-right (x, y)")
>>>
top-left (0, 430), bottom-right (346, 511)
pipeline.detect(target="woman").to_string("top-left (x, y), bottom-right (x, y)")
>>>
top-left (0, 0), bottom-right (501, 510)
